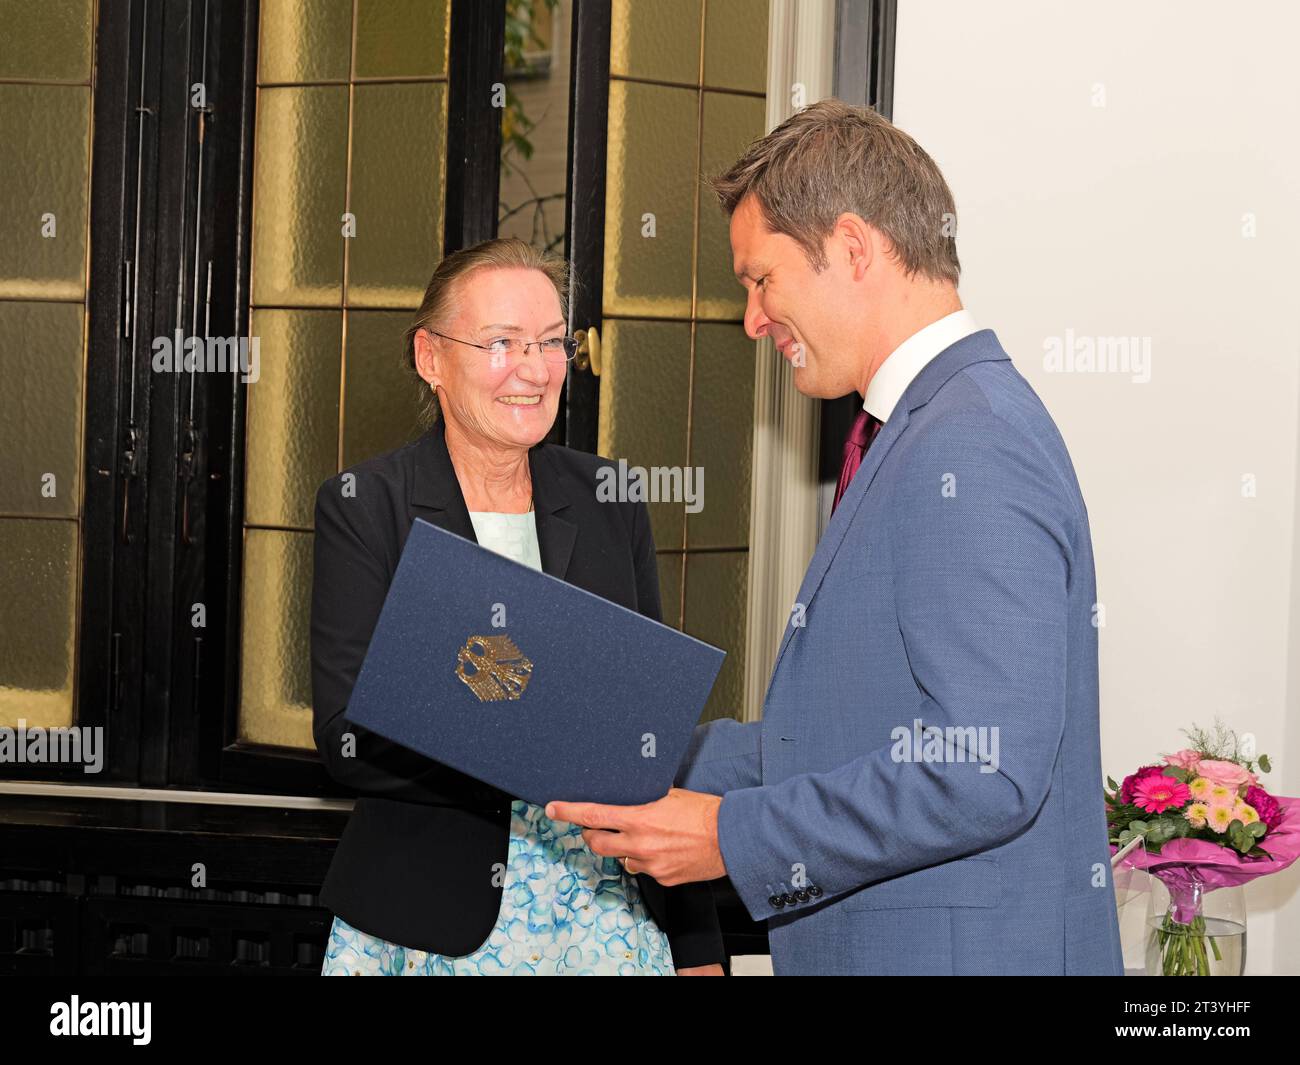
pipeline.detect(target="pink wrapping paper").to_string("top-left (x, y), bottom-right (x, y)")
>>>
top-left (1112, 796), bottom-right (1300, 923)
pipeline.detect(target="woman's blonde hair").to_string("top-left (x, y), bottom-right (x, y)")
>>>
top-left (404, 237), bottom-right (571, 428)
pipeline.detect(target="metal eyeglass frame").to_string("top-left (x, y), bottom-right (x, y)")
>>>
top-left (426, 329), bottom-right (579, 362)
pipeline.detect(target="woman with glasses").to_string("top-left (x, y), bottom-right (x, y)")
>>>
top-left (311, 237), bottom-right (724, 975)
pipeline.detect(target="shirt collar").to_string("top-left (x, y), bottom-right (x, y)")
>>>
top-left (863, 309), bottom-right (980, 422)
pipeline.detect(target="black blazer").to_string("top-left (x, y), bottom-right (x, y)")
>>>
top-left (310, 418), bottom-right (724, 967)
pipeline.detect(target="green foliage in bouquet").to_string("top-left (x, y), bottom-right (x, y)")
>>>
top-left (1104, 720), bottom-right (1273, 859)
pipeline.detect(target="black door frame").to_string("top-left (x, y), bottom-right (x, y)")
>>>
top-left (196, 0), bottom-right (613, 793)
top-left (560, 0), bottom-right (611, 453)
top-left (6, 0), bottom-right (613, 798)
top-left (6, 0), bottom-right (159, 787)
top-left (192, 0), bottom-right (514, 795)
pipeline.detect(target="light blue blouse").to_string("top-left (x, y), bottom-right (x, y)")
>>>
top-left (321, 509), bottom-right (675, 975)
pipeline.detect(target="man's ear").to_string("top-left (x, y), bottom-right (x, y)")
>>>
top-left (413, 328), bottom-right (440, 390)
top-left (833, 212), bottom-right (875, 279)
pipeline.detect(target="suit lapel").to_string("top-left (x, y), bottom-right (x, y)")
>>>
top-left (528, 445), bottom-right (577, 579)
top-left (409, 420), bottom-right (477, 542)
top-left (762, 330), bottom-right (1012, 692)
top-left (408, 419), bottom-right (577, 580)
top-left (763, 406), bottom-right (911, 684)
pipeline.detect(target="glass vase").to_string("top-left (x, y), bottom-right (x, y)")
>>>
top-left (1144, 870), bottom-right (1246, 976)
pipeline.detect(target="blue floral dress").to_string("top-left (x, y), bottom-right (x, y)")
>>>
top-left (321, 510), bottom-right (675, 976)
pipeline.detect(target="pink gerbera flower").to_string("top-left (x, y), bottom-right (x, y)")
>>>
top-left (1131, 775), bottom-right (1192, 814)
top-left (1120, 765), bottom-right (1169, 804)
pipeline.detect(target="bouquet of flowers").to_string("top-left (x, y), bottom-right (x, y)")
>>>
top-left (1105, 722), bottom-right (1300, 976)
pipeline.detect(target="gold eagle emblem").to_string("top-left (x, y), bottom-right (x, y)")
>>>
top-left (455, 634), bottom-right (533, 702)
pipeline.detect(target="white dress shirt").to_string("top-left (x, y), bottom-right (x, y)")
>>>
top-left (863, 309), bottom-right (980, 422)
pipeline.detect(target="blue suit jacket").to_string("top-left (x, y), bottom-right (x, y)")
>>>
top-left (678, 330), bottom-right (1123, 975)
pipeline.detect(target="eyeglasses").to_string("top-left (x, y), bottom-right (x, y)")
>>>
top-left (426, 329), bottom-right (578, 364)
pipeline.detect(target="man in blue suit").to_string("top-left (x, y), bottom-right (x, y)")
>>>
top-left (548, 100), bottom-right (1122, 976)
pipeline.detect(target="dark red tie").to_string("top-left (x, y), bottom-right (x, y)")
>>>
top-left (832, 409), bottom-right (882, 513)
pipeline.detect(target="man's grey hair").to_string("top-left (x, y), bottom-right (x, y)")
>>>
top-left (708, 98), bottom-right (960, 285)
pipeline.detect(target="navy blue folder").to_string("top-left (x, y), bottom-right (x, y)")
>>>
top-left (344, 517), bottom-right (726, 806)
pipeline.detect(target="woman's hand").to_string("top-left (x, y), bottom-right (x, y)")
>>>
top-left (676, 964), bottom-right (724, 976)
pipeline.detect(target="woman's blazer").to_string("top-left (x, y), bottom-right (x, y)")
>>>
top-left (310, 418), bottom-right (724, 966)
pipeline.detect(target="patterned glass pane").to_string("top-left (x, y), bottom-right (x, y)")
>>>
top-left (244, 309), bottom-right (342, 529)
top-left (0, 84), bottom-right (91, 301)
top-left (0, 300), bottom-right (83, 518)
top-left (684, 551), bottom-right (748, 723)
top-left (598, 320), bottom-right (692, 553)
top-left (258, 0), bottom-right (352, 83)
top-left (0, 518), bottom-right (77, 730)
top-left (602, 81), bottom-right (698, 318)
top-left (347, 82), bottom-right (445, 308)
top-left (250, 86), bottom-right (348, 307)
top-left (237, 529), bottom-right (315, 749)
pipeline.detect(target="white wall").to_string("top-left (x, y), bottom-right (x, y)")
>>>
top-left (892, 0), bottom-right (1300, 973)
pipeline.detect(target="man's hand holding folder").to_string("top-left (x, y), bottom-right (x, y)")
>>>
top-left (546, 788), bottom-right (726, 886)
